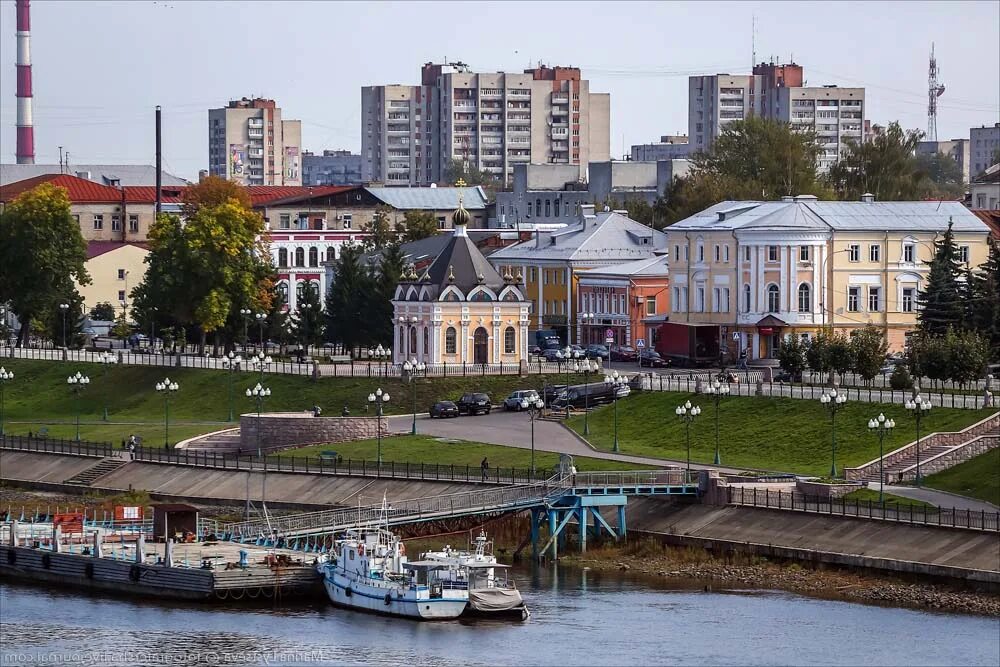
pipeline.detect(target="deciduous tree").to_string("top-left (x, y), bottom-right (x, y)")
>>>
top-left (827, 122), bottom-right (926, 201)
top-left (777, 335), bottom-right (807, 379)
top-left (89, 302), bottom-right (116, 321)
top-left (402, 211), bottom-right (440, 242)
top-left (849, 325), bottom-right (888, 384)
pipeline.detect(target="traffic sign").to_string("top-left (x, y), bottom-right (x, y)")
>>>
top-left (733, 332), bottom-right (740, 341)
top-left (636, 338), bottom-right (646, 348)
top-left (605, 328), bottom-right (614, 339)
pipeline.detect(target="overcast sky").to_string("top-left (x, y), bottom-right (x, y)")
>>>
top-left (1, 0), bottom-right (997, 180)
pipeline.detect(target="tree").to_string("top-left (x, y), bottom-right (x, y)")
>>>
top-left (443, 159), bottom-right (500, 197)
top-left (42, 291), bottom-right (85, 348)
top-left (0, 182), bottom-right (90, 347)
top-left (291, 282), bottom-right (324, 349)
top-left (364, 244), bottom-right (407, 347)
top-left (806, 332), bottom-right (832, 375)
top-left (827, 122), bottom-right (926, 201)
top-left (827, 332), bottom-right (855, 381)
top-left (325, 244), bottom-right (376, 351)
top-left (946, 328), bottom-right (990, 386)
top-left (968, 241), bottom-right (1000, 360)
top-left (181, 175), bottom-right (252, 217)
top-left (89, 302), bottom-right (116, 321)
top-left (914, 150), bottom-right (966, 198)
top-left (366, 206), bottom-right (401, 250)
top-left (110, 310), bottom-right (132, 343)
top-left (401, 211), bottom-right (440, 243)
top-left (889, 365), bottom-right (913, 390)
top-left (776, 335), bottom-right (807, 379)
top-left (658, 172), bottom-right (755, 227)
top-left (849, 325), bottom-right (888, 384)
top-left (916, 219), bottom-right (964, 336)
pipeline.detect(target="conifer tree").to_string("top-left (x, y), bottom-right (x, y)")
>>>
top-left (917, 219), bottom-right (965, 335)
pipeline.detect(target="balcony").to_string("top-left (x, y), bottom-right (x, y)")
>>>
top-left (552, 93), bottom-right (569, 104)
top-left (247, 119), bottom-right (264, 128)
top-left (551, 105), bottom-right (569, 116)
top-left (249, 148), bottom-right (264, 158)
top-left (481, 125), bottom-right (504, 134)
top-left (248, 129), bottom-right (264, 138)
top-left (552, 141), bottom-right (569, 150)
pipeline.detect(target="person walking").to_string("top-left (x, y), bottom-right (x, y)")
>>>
top-left (480, 457), bottom-right (490, 482)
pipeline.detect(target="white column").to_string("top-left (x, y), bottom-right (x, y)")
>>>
top-left (460, 323), bottom-right (469, 363)
top-left (288, 272), bottom-right (298, 310)
top-left (416, 322), bottom-right (424, 359)
top-left (779, 246), bottom-right (789, 313)
top-left (750, 246), bottom-right (759, 312)
top-left (812, 246), bottom-right (821, 317)
top-left (818, 244), bottom-right (828, 324)
top-left (565, 267), bottom-right (572, 344)
top-left (536, 267), bottom-right (543, 330)
top-left (392, 318), bottom-right (400, 363)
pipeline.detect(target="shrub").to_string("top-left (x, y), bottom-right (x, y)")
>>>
top-left (889, 365), bottom-right (913, 390)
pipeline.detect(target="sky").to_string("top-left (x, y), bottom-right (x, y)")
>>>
top-left (1, 0), bottom-right (998, 181)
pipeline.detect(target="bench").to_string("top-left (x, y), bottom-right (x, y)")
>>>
top-left (327, 355), bottom-right (351, 363)
top-left (36, 427), bottom-right (49, 438)
top-left (319, 451), bottom-right (341, 462)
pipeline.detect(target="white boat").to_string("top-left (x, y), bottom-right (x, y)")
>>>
top-left (421, 530), bottom-right (529, 620)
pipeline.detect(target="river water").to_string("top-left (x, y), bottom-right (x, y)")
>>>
top-left (1, 567), bottom-right (998, 667)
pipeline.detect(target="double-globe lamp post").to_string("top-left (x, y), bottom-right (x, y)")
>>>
top-left (578, 359), bottom-right (599, 435)
top-left (675, 400), bottom-right (701, 478)
top-left (904, 392), bottom-right (932, 487)
top-left (402, 359), bottom-right (425, 435)
top-left (223, 352), bottom-right (243, 422)
top-left (155, 378), bottom-right (179, 449)
top-left (368, 388), bottom-right (390, 468)
top-left (369, 344), bottom-right (390, 375)
top-left (604, 371), bottom-right (629, 452)
top-left (867, 412), bottom-right (896, 503)
top-left (0, 367), bottom-right (13, 437)
top-left (97, 351), bottom-right (117, 421)
top-left (704, 379), bottom-right (730, 466)
top-left (59, 303), bottom-right (69, 349)
top-left (819, 388), bottom-right (848, 478)
top-left (527, 395), bottom-right (546, 478)
top-left (254, 312), bottom-right (267, 351)
top-left (246, 383), bottom-right (271, 516)
top-left (67, 371), bottom-right (90, 441)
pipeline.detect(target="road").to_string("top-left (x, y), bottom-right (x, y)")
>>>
top-left (387, 410), bottom-right (744, 473)
top-left (874, 484), bottom-right (999, 512)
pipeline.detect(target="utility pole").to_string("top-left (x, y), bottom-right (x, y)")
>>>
top-left (155, 106), bottom-right (162, 214)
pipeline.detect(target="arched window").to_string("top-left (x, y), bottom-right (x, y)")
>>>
top-left (545, 199), bottom-right (551, 217)
top-left (536, 198), bottom-right (542, 217)
top-left (326, 247), bottom-right (336, 263)
top-left (504, 326), bottom-right (516, 354)
top-left (309, 247), bottom-right (318, 267)
top-left (294, 247), bottom-right (305, 267)
top-left (502, 289), bottom-right (520, 302)
top-left (423, 327), bottom-right (429, 358)
top-left (409, 326), bottom-right (417, 356)
top-left (278, 248), bottom-right (288, 268)
top-left (470, 290), bottom-right (493, 302)
top-left (767, 284), bottom-right (780, 313)
top-left (399, 326), bottom-right (405, 353)
top-left (554, 199), bottom-right (560, 217)
top-left (443, 292), bottom-right (461, 302)
top-left (445, 327), bottom-right (457, 354)
top-left (797, 283), bottom-right (811, 313)
top-left (743, 284), bottom-right (751, 312)
top-left (277, 281), bottom-right (288, 301)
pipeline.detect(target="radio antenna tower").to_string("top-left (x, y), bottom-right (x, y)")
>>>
top-left (927, 43), bottom-right (945, 141)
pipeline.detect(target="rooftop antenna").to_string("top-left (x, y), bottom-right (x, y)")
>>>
top-left (927, 43), bottom-right (945, 142)
top-left (751, 14), bottom-right (757, 67)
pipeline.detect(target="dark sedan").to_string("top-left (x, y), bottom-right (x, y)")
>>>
top-left (429, 401), bottom-right (460, 418)
top-left (609, 345), bottom-right (637, 362)
top-left (585, 344), bottom-right (609, 360)
top-left (638, 350), bottom-right (669, 367)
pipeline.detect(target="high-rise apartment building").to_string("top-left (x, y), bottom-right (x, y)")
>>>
top-left (362, 62), bottom-right (610, 185)
top-left (688, 63), bottom-right (864, 172)
top-left (971, 123), bottom-right (1000, 177)
top-left (302, 150), bottom-right (363, 186)
top-left (630, 135), bottom-right (690, 162)
top-left (916, 139), bottom-right (970, 183)
top-left (208, 98), bottom-right (302, 186)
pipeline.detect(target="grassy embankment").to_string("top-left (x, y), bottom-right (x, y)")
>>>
top-left (566, 391), bottom-right (992, 477)
top-left (923, 449), bottom-right (1000, 507)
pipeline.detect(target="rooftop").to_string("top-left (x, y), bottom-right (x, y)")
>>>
top-left (366, 186), bottom-right (487, 211)
top-left (86, 241), bottom-right (150, 260)
top-left (578, 254), bottom-right (669, 279)
top-left (0, 174), bottom-right (125, 203)
top-left (0, 163), bottom-right (188, 187)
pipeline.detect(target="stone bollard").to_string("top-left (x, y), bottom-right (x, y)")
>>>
top-left (136, 534), bottom-right (145, 564)
top-left (92, 531), bottom-right (102, 558)
top-left (755, 379), bottom-right (764, 397)
top-left (312, 361), bottom-right (320, 381)
top-left (164, 538), bottom-right (174, 568)
top-left (52, 525), bottom-right (62, 553)
top-left (9, 520), bottom-right (18, 547)
top-left (695, 377), bottom-right (704, 394)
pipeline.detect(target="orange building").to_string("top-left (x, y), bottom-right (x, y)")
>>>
top-left (575, 255), bottom-right (669, 347)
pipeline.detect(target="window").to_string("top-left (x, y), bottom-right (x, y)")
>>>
top-left (326, 247), bottom-right (336, 263)
top-left (848, 244), bottom-right (860, 262)
top-left (869, 244), bottom-right (881, 262)
top-left (646, 296), bottom-right (656, 316)
top-left (767, 284), bottom-right (780, 313)
top-left (743, 284), bottom-right (751, 312)
top-left (554, 199), bottom-right (560, 217)
top-left (721, 287), bottom-right (730, 313)
top-left (674, 245), bottom-right (680, 262)
top-left (696, 241), bottom-right (705, 263)
top-left (527, 201), bottom-right (533, 217)
top-left (799, 246), bottom-right (810, 262)
top-left (714, 245), bottom-right (720, 262)
top-left (768, 246), bottom-right (778, 262)
top-left (279, 214), bottom-right (290, 229)
top-left (712, 287), bottom-right (720, 312)
top-left (545, 200), bottom-right (551, 217)
top-left (342, 213), bottom-right (352, 229)
top-left (903, 243), bottom-right (915, 263)
top-left (93, 214), bottom-right (104, 230)
top-left (724, 245), bottom-right (730, 263)
top-left (445, 327), bottom-right (457, 354)
top-left (744, 247), bottom-right (751, 262)
top-left (504, 327), bottom-right (516, 354)
top-left (848, 286), bottom-right (860, 312)
top-left (695, 285), bottom-right (706, 312)
top-left (128, 214), bottom-right (139, 233)
top-left (111, 215), bottom-right (121, 232)
top-left (959, 245), bottom-right (970, 264)
top-left (117, 290), bottom-right (126, 302)
top-left (868, 286), bottom-right (881, 312)
top-left (529, 267), bottom-right (536, 283)
top-left (684, 246), bottom-right (689, 260)
top-left (278, 248), bottom-right (288, 267)
top-left (797, 283), bottom-right (811, 313)
top-left (295, 247), bottom-right (305, 267)
top-left (309, 247), bottom-right (319, 267)
top-left (72, 214), bottom-right (80, 226)
top-left (901, 287), bottom-right (915, 312)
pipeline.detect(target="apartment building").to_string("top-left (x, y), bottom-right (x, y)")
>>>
top-left (971, 122), bottom-right (1000, 177)
top-left (208, 98), bottom-right (302, 186)
top-left (302, 150), bottom-right (363, 186)
top-left (916, 139), bottom-right (970, 183)
top-left (630, 135), bottom-right (691, 162)
top-left (576, 255), bottom-right (669, 348)
top-left (664, 196), bottom-right (992, 359)
top-left (362, 62), bottom-right (610, 186)
top-left (776, 86), bottom-right (865, 173)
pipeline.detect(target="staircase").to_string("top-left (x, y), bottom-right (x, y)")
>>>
top-left (857, 443), bottom-right (956, 482)
top-left (179, 428), bottom-right (242, 453)
top-left (63, 457), bottom-right (128, 486)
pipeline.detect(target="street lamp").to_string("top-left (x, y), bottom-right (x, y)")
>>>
top-left (222, 352), bottom-right (243, 422)
top-left (819, 388), bottom-right (848, 478)
top-left (252, 351), bottom-right (272, 382)
top-left (604, 371), bottom-right (628, 453)
top-left (369, 344), bottom-right (390, 374)
top-left (246, 382), bottom-right (271, 517)
top-left (675, 400), bottom-right (701, 477)
top-left (155, 378), bottom-right (179, 449)
top-left (254, 312), bottom-right (267, 351)
top-left (867, 412), bottom-right (896, 503)
top-left (59, 303), bottom-right (69, 349)
top-left (0, 367), bottom-right (13, 437)
top-left (905, 391), bottom-right (932, 487)
top-left (97, 350), bottom-right (117, 421)
top-left (704, 379), bottom-right (731, 466)
top-left (299, 303), bottom-right (312, 356)
top-left (67, 371), bottom-right (91, 441)
top-left (367, 388), bottom-right (390, 468)
top-left (239, 308), bottom-right (252, 350)
top-left (580, 312), bottom-right (595, 346)
top-left (579, 358), bottom-right (598, 434)
top-left (402, 359), bottom-right (425, 435)
top-left (527, 396), bottom-right (546, 477)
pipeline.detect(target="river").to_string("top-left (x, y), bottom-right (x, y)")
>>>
top-left (1, 567), bottom-right (998, 667)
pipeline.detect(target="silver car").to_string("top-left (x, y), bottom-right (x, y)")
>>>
top-left (503, 389), bottom-right (540, 411)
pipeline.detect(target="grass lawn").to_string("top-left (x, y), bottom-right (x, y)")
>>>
top-left (923, 449), bottom-right (1000, 507)
top-left (0, 359), bottom-right (586, 447)
top-left (280, 434), bottom-right (648, 473)
top-left (841, 488), bottom-right (936, 509)
top-left (566, 391), bottom-right (993, 476)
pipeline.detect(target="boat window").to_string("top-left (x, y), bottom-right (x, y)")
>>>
top-left (349, 549), bottom-right (355, 560)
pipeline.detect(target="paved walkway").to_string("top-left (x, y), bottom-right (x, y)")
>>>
top-left (875, 483), bottom-right (999, 512)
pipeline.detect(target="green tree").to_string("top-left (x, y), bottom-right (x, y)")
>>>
top-left (44, 291), bottom-right (85, 348)
top-left (849, 324), bottom-right (888, 383)
top-left (443, 159), bottom-right (500, 196)
top-left (366, 206), bottom-right (401, 250)
top-left (888, 364), bottom-right (913, 390)
top-left (968, 241), bottom-right (1000, 360)
top-left (292, 282), bottom-right (324, 349)
top-left (827, 332), bottom-right (855, 381)
top-left (914, 150), bottom-right (966, 198)
top-left (946, 328), bottom-right (990, 386)
top-left (110, 310), bottom-right (132, 342)
top-left (89, 302), bottom-right (116, 321)
top-left (827, 122), bottom-right (925, 201)
top-left (916, 218), bottom-right (964, 335)
top-left (776, 335), bottom-right (807, 379)
top-left (365, 244), bottom-right (407, 347)
top-left (401, 211), bottom-right (440, 242)
top-left (805, 331), bottom-right (832, 375)
top-left (325, 244), bottom-right (376, 351)
top-left (0, 182), bottom-right (90, 347)
top-left (658, 172), bottom-right (755, 227)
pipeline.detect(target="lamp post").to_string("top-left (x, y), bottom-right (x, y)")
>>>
top-left (97, 350), bottom-right (117, 421)
top-left (704, 379), bottom-right (730, 466)
top-left (604, 371), bottom-right (628, 453)
top-left (254, 312), bottom-right (267, 352)
top-left (580, 311), bottom-right (595, 347)
top-left (155, 377), bottom-right (179, 449)
top-left (299, 303), bottom-right (312, 357)
top-left (0, 367), bottom-right (13, 437)
top-left (579, 358), bottom-right (598, 435)
top-left (59, 303), bottom-right (69, 349)
top-left (246, 382), bottom-right (271, 517)
top-left (527, 396), bottom-right (546, 477)
top-left (675, 400), bottom-right (701, 477)
top-left (369, 344), bottom-right (390, 375)
top-left (368, 388), bottom-right (390, 468)
top-left (867, 412), bottom-right (896, 503)
top-left (239, 308), bottom-right (252, 351)
top-left (253, 351), bottom-right (272, 383)
top-left (222, 352), bottom-right (243, 422)
top-left (66, 371), bottom-right (90, 441)
top-left (402, 359), bottom-right (425, 435)
top-left (819, 388), bottom-right (848, 478)
top-left (905, 392), bottom-right (932, 487)
top-left (555, 346), bottom-right (574, 418)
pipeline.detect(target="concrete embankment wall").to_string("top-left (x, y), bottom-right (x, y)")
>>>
top-left (626, 498), bottom-right (1000, 589)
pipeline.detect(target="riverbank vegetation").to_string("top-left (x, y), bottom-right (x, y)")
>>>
top-left (923, 449), bottom-right (1000, 507)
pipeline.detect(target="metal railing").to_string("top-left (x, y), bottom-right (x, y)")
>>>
top-left (573, 470), bottom-right (697, 488)
top-left (0, 435), bottom-right (113, 458)
top-left (728, 486), bottom-right (999, 532)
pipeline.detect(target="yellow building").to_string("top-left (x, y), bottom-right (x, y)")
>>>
top-left (665, 196), bottom-right (993, 359)
top-left (392, 203), bottom-right (530, 365)
top-left (77, 242), bottom-right (150, 318)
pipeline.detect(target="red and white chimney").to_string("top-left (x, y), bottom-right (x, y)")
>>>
top-left (15, 0), bottom-right (35, 165)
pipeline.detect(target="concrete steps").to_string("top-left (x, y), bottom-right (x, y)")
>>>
top-left (182, 430), bottom-right (242, 453)
top-left (859, 443), bottom-right (955, 481)
top-left (63, 457), bottom-right (128, 486)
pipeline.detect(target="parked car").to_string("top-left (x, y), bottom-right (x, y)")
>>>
top-left (457, 392), bottom-right (492, 415)
top-left (542, 348), bottom-right (562, 362)
top-left (585, 344), bottom-right (609, 360)
top-left (774, 370), bottom-right (802, 383)
top-left (503, 389), bottom-right (541, 411)
top-left (429, 401), bottom-right (460, 418)
top-left (638, 350), bottom-right (669, 368)
top-left (609, 345), bottom-right (637, 362)
top-left (550, 382), bottom-right (627, 410)
top-left (569, 345), bottom-right (585, 358)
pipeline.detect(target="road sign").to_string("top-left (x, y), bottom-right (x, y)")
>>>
top-left (636, 338), bottom-right (646, 348)
top-left (605, 328), bottom-right (614, 339)
top-left (733, 332), bottom-right (740, 341)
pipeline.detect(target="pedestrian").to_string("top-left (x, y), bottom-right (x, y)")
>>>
top-left (341, 405), bottom-right (350, 417)
top-left (312, 405), bottom-right (322, 417)
top-left (737, 349), bottom-right (748, 371)
top-left (481, 457), bottom-right (489, 482)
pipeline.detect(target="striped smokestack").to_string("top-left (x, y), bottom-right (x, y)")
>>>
top-left (15, 0), bottom-right (35, 165)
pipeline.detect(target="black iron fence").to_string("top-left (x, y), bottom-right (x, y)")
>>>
top-left (728, 486), bottom-right (999, 532)
top-left (0, 435), bottom-right (113, 458)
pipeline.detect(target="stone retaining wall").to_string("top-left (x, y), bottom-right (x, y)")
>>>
top-left (795, 479), bottom-right (865, 499)
top-left (897, 435), bottom-right (999, 483)
top-left (239, 413), bottom-right (390, 452)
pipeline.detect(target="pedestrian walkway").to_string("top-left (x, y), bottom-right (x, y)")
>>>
top-left (876, 484), bottom-right (999, 513)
